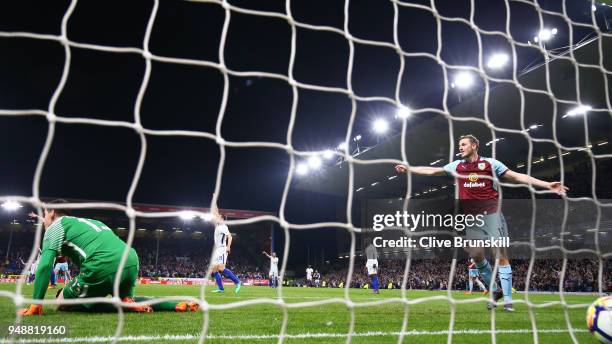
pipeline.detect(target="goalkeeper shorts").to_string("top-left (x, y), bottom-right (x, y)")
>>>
top-left (62, 265), bottom-right (139, 306)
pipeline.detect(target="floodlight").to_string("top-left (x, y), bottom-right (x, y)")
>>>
top-left (1, 201), bottom-right (22, 211)
top-left (373, 119), bottom-right (389, 134)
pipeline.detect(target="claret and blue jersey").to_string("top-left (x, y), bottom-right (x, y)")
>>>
top-left (443, 156), bottom-right (509, 214)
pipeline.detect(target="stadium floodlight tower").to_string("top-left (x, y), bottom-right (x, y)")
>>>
top-left (373, 119), bottom-right (389, 134)
top-left (1, 200), bottom-right (22, 212)
top-left (179, 210), bottom-right (198, 221)
top-left (323, 149), bottom-right (334, 160)
top-left (563, 105), bottom-right (592, 118)
top-left (352, 135), bottom-right (363, 155)
top-left (534, 28), bottom-right (557, 43)
top-left (451, 71), bottom-right (475, 102)
top-left (308, 155), bottom-right (322, 170)
top-left (533, 28), bottom-right (558, 61)
top-left (295, 162), bottom-right (309, 176)
top-left (486, 53), bottom-right (510, 69)
top-left (372, 118), bottom-right (389, 144)
top-left (2, 200), bottom-right (22, 260)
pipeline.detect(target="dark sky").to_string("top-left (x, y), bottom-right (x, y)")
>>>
top-left (0, 0), bottom-right (605, 221)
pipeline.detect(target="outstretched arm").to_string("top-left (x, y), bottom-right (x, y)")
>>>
top-left (262, 251), bottom-right (271, 258)
top-left (503, 170), bottom-right (568, 195)
top-left (394, 164), bottom-right (446, 177)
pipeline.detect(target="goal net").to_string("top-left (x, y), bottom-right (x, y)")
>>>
top-left (0, 0), bottom-right (611, 343)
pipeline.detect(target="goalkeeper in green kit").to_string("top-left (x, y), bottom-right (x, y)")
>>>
top-left (19, 200), bottom-right (198, 315)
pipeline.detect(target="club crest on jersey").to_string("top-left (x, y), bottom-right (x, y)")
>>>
top-left (478, 162), bottom-right (486, 170)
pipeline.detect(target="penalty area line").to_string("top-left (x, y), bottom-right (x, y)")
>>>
top-left (0, 328), bottom-right (590, 343)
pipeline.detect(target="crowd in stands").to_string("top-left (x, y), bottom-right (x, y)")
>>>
top-left (314, 258), bottom-right (610, 292)
top-left (4, 227), bottom-right (608, 292)
top-left (2, 246), bottom-right (608, 292)
top-left (137, 248), bottom-right (267, 280)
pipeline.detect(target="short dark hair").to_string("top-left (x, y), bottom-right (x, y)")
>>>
top-left (458, 134), bottom-right (479, 148)
top-left (45, 199), bottom-right (72, 217)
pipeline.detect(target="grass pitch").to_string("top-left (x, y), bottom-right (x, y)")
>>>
top-left (0, 283), bottom-right (600, 343)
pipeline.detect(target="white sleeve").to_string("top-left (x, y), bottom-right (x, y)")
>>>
top-left (221, 225), bottom-right (230, 235)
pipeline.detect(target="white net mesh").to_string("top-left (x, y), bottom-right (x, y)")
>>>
top-left (1, 0), bottom-right (611, 343)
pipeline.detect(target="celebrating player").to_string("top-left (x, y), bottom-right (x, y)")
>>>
top-left (306, 265), bottom-right (314, 287)
top-left (365, 243), bottom-right (380, 294)
top-left (262, 251), bottom-right (279, 288)
top-left (465, 258), bottom-right (486, 295)
top-left (19, 200), bottom-right (198, 315)
top-left (395, 134), bottom-right (567, 311)
top-left (209, 198), bottom-right (241, 293)
top-left (19, 252), bottom-right (39, 286)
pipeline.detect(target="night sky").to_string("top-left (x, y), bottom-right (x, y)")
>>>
top-left (0, 0), bottom-right (606, 219)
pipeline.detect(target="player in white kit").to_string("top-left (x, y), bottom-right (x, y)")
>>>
top-left (365, 243), bottom-right (380, 294)
top-left (306, 265), bottom-right (314, 287)
top-left (209, 198), bottom-right (241, 293)
top-left (20, 252), bottom-right (40, 285)
top-left (262, 251), bottom-right (279, 288)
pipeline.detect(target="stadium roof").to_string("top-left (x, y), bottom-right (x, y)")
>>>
top-left (294, 36), bottom-right (612, 199)
top-left (0, 198), bottom-right (276, 234)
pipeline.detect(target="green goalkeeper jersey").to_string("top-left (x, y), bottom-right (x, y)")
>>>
top-left (33, 216), bottom-right (138, 300)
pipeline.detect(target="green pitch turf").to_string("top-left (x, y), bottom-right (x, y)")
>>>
top-left (0, 283), bottom-right (601, 343)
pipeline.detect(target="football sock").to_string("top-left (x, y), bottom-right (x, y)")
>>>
top-left (476, 259), bottom-right (497, 292)
top-left (469, 280), bottom-right (474, 292)
top-left (371, 275), bottom-right (379, 292)
top-left (499, 265), bottom-right (513, 303)
top-left (223, 268), bottom-right (240, 285)
top-left (134, 297), bottom-right (178, 311)
top-left (214, 272), bottom-right (224, 290)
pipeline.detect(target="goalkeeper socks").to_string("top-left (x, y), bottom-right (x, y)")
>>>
top-left (498, 265), bottom-right (513, 303)
top-left (50, 271), bottom-right (56, 285)
top-left (475, 259), bottom-right (497, 292)
top-left (214, 272), bottom-right (224, 290)
top-left (469, 280), bottom-right (474, 292)
top-left (223, 268), bottom-right (240, 285)
top-left (134, 297), bottom-right (178, 311)
top-left (371, 275), bottom-right (379, 292)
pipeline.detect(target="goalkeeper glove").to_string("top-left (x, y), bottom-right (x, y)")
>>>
top-left (18, 304), bottom-right (42, 316)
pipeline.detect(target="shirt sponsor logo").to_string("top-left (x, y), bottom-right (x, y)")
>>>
top-left (464, 181), bottom-right (486, 188)
top-left (468, 173), bottom-right (479, 182)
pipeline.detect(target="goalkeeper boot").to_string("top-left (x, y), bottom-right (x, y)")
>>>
top-left (211, 289), bottom-right (224, 293)
top-left (122, 297), bottom-right (153, 313)
top-left (235, 282), bottom-right (242, 294)
top-left (18, 305), bottom-right (42, 316)
top-left (175, 302), bottom-right (199, 312)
